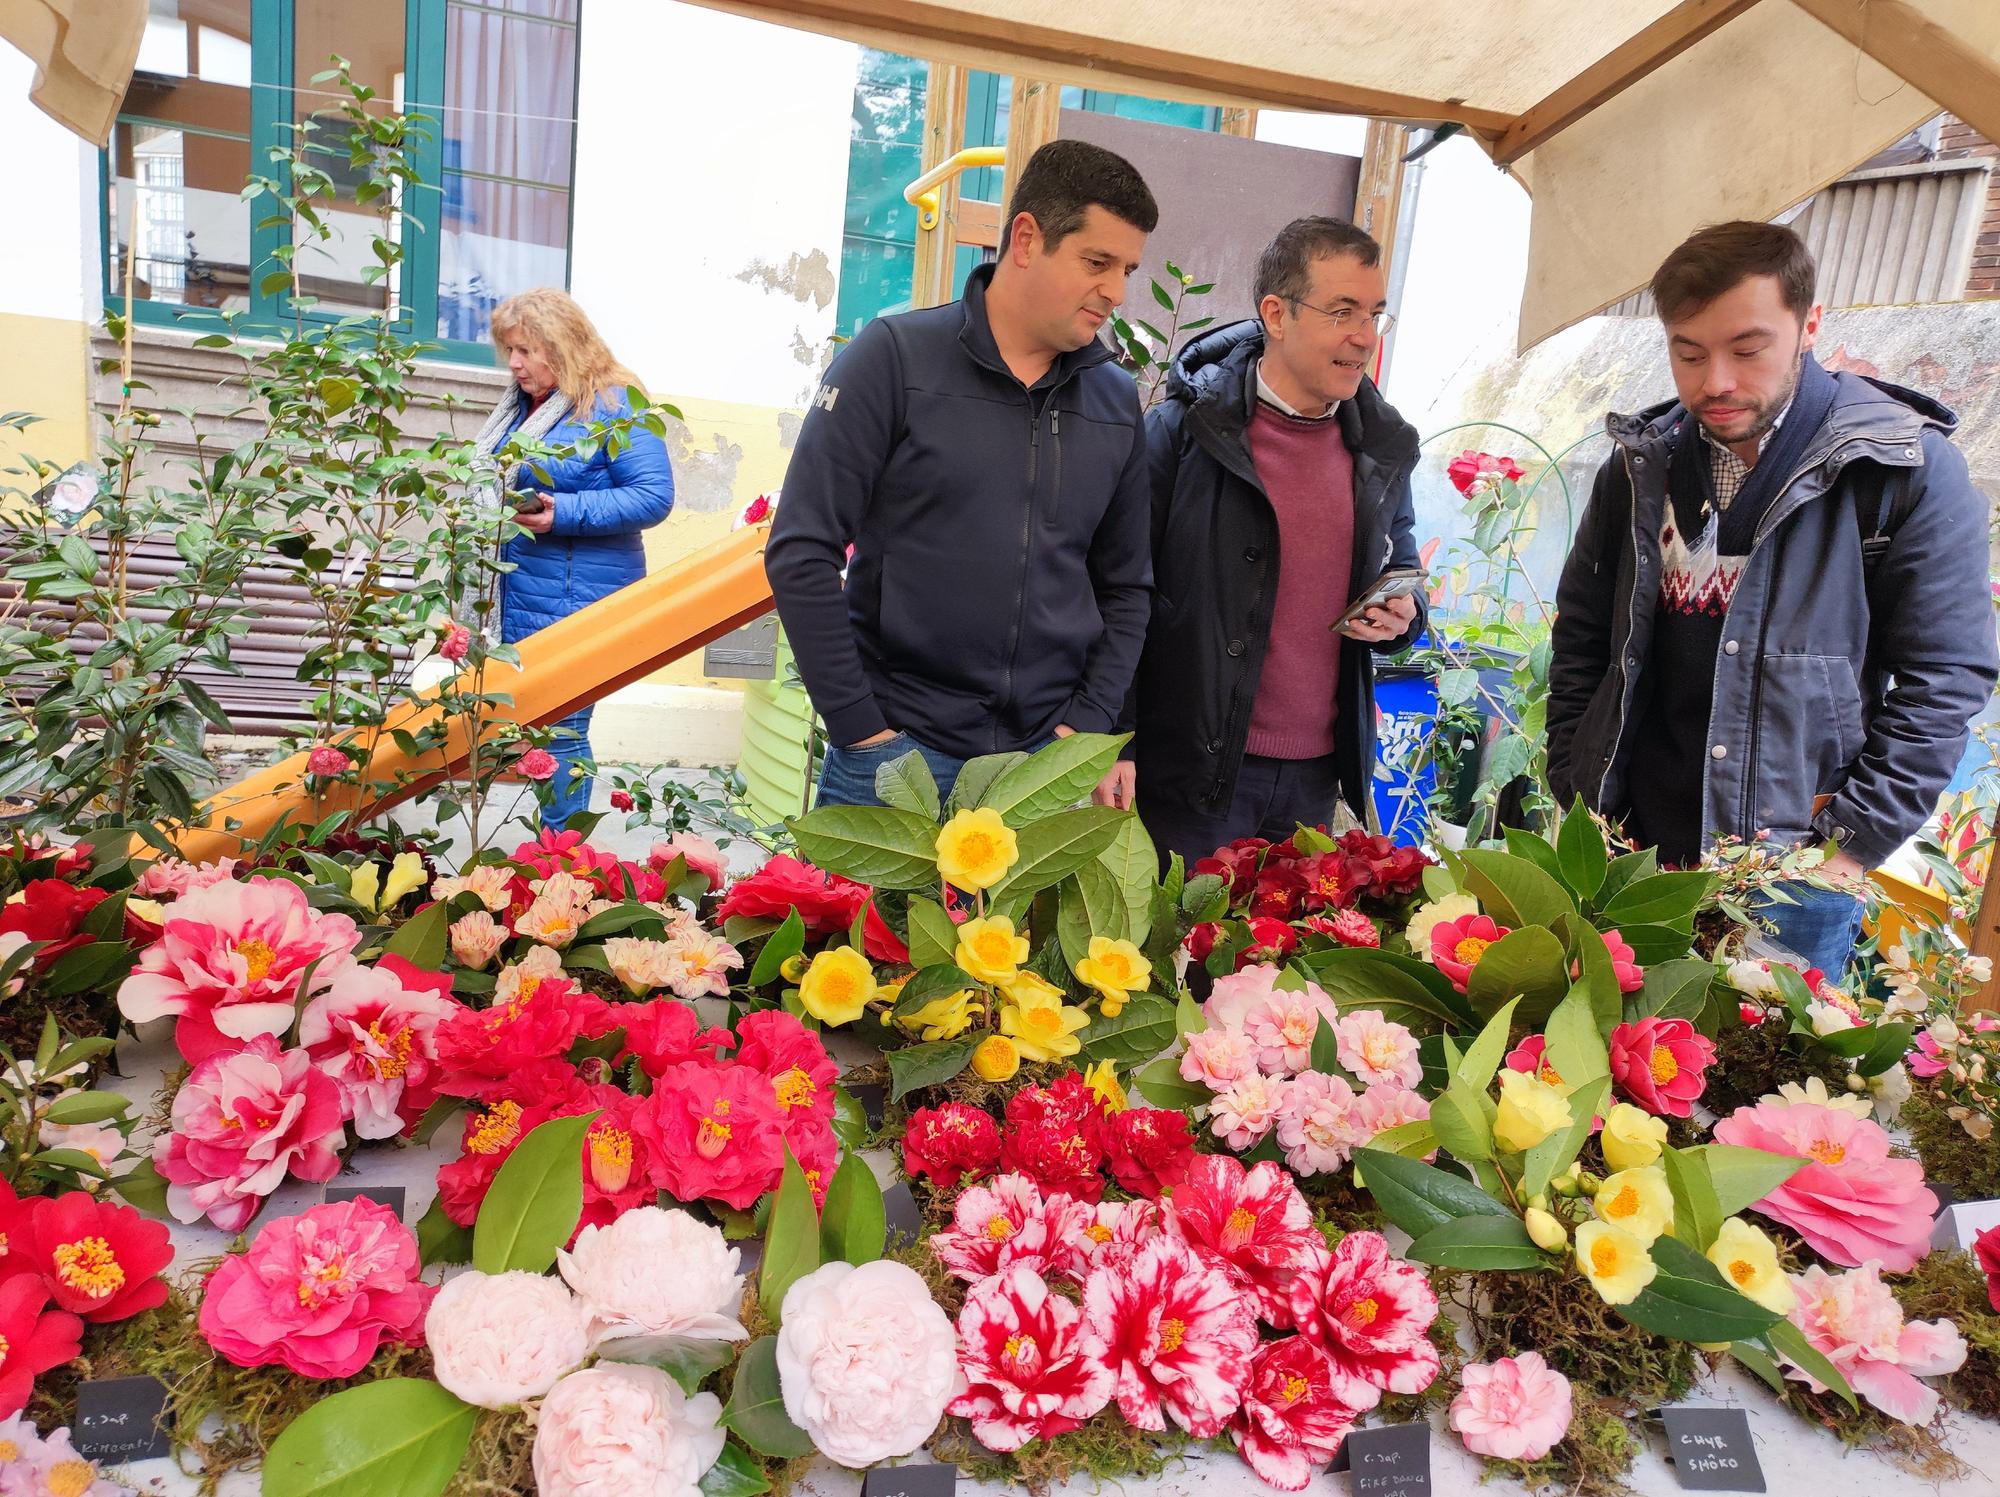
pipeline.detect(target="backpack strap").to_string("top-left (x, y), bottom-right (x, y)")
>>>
top-left (1856, 459), bottom-right (1916, 589)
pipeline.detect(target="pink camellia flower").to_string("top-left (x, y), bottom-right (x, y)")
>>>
top-left (1163, 1154), bottom-right (1324, 1326)
top-left (1230, 1335), bottom-right (1366, 1490)
top-left (1333, 1011), bottom-right (1422, 1090)
top-left (426, 1269), bottom-right (590, 1408)
top-left (118, 874), bottom-right (361, 1063)
top-left (1288, 1230), bottom-right (1441, 1406)
top-left (1597, 930), bottom-right (1645, 994)
top-left (1504, 1033), bottom-right (1567, 1087)
top-left (1210, 1073), bottom-right (1293, 1152)
top-left (1241, 986), bottom-right (1344, 1076)
top-left (1608, 1016), bottom-right (1716, 1118)
top-left (651, 833), bottom-right (728, 891)
top-left (1180, 1028), bottom-right (1259, 1091)
top-left (518, 747), bottom-right (559, 781)
top-left (306, 744), bottom-right (351, 778)
top-left (1447, 450), bottom-right (1525, 497)
top-left (1062, 1198), bottom-right (1162, 1282)
top-left (1974, 1225), bottom-right (2000, 1313)
top-left (1275, 1070), bottom-right (1365, 1177)
top-left (1084, 1236), bottom-right (1258, 1438)
top-left (1325, 908), bottom-right (1381, 949)
top-left (198, 1198), bottom-right (433, 1379)
top-left (558, 1205), bottom-right (747, 1351)
top-left (1430, 913), bottom-right (1511, 993)
top-left (1780, 1261), bottom-right (1967, 1424)
top-left (1449, 1352), bottom-right (1573, 1461)
top-left (448, 910), bottom-right (508, 971)
top-left (615, 1001), bottom-right (733, 1079)
top-left (1907, 1030), bottom-right (1948, 1079)
top-left (632, 1061), bottom-right (787, 1212)
top-left (1350, 1082), bottom-right (1433, 1149)
top-left (154, 1035), bottom-right (346, 1232)
top-left (439, 623), bottom-right (472, 663)
top-left (1711, 1099), bottom-right (1937, 1272)
top-left (534, 1362), bottom-right (724, 1497)
top-left (1205, 963), bottom-right (1331, 1047)
top-left (132, 856), bottom-right (240, 901)
top-left (930, 1173), bottom-right (1089, 1285)
top-left (298, 955), bottom-right (463, 1139)
top-left (948, 1264), bottom-right (1115, 1450)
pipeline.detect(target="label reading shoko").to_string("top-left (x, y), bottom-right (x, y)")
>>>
top-left (1661, 1405), bottom-right (1765, 1492)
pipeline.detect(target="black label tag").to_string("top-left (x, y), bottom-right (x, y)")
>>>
top-left (883, 1180), bottom-right (922, 1248)
top-left (862, 1462), bottom-right (957, 1497)
top-left (1662, 1406), bottom-right (1765, 1491)
top-left (849, 1080), bottom-right (887, 1130)
top-left (1345, 1421), bottom-right (1430, 1495)
top-left (734, 1236), bottom-right (766, 1277)
top-left (75, 1375), bottom-right (172, 1461)
top-left (325, 1183), bottom-right (407, 1221)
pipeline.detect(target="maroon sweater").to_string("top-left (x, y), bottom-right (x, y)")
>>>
top-left (1244, 400), bottom-right (1355, 759)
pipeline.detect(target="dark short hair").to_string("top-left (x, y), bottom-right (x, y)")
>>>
top-left (1254, 217), bottom-right (1382, 309)
top-left (1650, 221), bottom-right (1817, 324)
top-left (1001, 140), bottom-right (1158, 254)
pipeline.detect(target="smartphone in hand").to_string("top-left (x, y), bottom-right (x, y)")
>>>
top-left (1332, 567), bottom-right (1427, 631)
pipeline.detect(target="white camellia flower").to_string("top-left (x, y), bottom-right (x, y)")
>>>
top-left (424, 1270), bottom-right (590, 1408)
top-left (558, 1206), bottom-right (748, 1354)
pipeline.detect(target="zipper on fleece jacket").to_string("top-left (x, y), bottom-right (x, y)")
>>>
top-left (996, 398), bottom-right (1041, 752)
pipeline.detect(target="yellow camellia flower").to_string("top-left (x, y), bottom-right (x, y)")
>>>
top-left (972, 1034), bottom-right (1021, 1082)
top-left (347, 861), bottom-right (381, 912)
top-left (1075, 937), bottom-right (1152, 1007)
top-left (1525, 1206), bottom-right (1569, 1252)
top-left (1493, 1069), bottom-right (1573, 1153)
top-left (380, 850), bottom-right (428, 911)
top-left (1592, 1166), bottom-right (1675, 1245)
top-left (897, 988), bottom-right (982, 1043)
top-left (935, 807), bottom-right (1020, 892)
top-left (956, 915), bottom-right (1030, 984)
top-left (1084, 1059), bottom-right (1128, 1113)
top-left (1575, 1219), bottom-right (1659, 1305)
top-left (1706, 1217), bottom-right (1798, 1315)
top-left (999, 973), bottom-right (1092, 1062)
top-left (797, 947), bottom-right (877, 1026)
top-left (1601, 1103), bottom-right (1670, 1173)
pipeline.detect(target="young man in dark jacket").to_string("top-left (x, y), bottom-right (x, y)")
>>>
top-left (767, 141), bottom-right (1158, 806)
top-left (1114, 217), bottom-right (1425, 866)
top-left (1548, 220), bottom-right (1997, 973)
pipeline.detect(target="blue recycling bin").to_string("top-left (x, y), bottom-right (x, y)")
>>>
top-left (1373, 651), bottom-right (1439, 847)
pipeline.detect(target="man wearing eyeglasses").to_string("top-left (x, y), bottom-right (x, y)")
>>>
top-left (1106, 217), bottom-right (1425, 865)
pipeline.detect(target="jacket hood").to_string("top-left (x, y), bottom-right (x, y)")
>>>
top-left (1606, 368), bottom-right (1958, 452)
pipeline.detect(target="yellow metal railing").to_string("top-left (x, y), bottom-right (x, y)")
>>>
top-left (904, 146), bottom-right (1006, 230)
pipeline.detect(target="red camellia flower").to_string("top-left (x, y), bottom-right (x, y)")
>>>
top-left (1974, 1224), bottom-right (2000, 1314)
top-left (904, 1102), bottom-right (1002, 1191)
top-left (1503, 1033), bottom-right (1566, 1087)
top-left (633, 1059), bottom-right (787, 1210)
top-left (734, 1009), bottom-right (840, 1156)
top-left (1083, 1236), bottom-right (1258, 1437)
top-left (431, 967), bottom-right (597, 1095)
top-left (714, 853), bottom-right (869, 938)
top-left (0, 1275), bottom-right (83, 1417)
top-left (1739, 1001), bottom-right (1767, 1026)
top-left (1608, 1016), bottom-right (1716, 1118)
top-left (1287, 1230), bottom-right (1441, 1406)
top-left (1295, 853), bottom-right (1362, 913)
top-left (608, 789), bottom-right (635, 812)
top-left (1336, 830), bottom-right (1429, 897)
top-left (1184, 921), bottom-right (1222, 964)
top-left (1001, 1119), bottom-right (1107, 1203)
top-left (1429, 913), bottom-right (1511, 993)
top-left (1326, 908), bottom-right (1380, 948)
top-left (614, 999), bottom-right (733, 1079)
top-left (16, 1191), bottom-right (173, 1324)
top-left (741, 494), bottom-right (773, 525)
top-left (1230, 1335), bottom-right (1367, 1490)
top-left (305, 744), bottom-right (351, 777)
top-left (1162, 1154), bottom-right (1324, 1326)
top-left (1250, 866), bottom-right (1307, 920)
top-left (948, 1263), bottom-right (1115, 1449)
top-left (518, 747), bottom-right (559, 781)
top-left (510, 828), bottom-right (627, 893)
top-left (1102, 1107), bottom-right (1197, 1199)
top-left (433, 1061), bottom-right (592, 1226)
top-left (1194, 840), bottom-right (1270, 904)
top-left (1446, 450), bottom-right (1525, 497)
top-left (575, 1089), bottom-right (664, 1232)
top-left (1238, 916), bottom-right (1299, 970)
top-left (0, 879), bottom-right (111, 968)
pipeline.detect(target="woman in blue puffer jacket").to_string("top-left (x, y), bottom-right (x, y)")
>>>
top-left (480, 289), bottom-right (675, 829)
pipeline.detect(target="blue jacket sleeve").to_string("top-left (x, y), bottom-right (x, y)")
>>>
top-left (547, 411), bottom-right (676, 538)
top-left (1061, 393), bottom-right (1155, 735)
top-left (765, 320), bottom-right (903, 748)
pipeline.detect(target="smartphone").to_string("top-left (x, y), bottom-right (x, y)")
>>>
top-left (1332, 567), bottom-right (1427, 630)
top-left (510, 490), bottom-right (549, 512)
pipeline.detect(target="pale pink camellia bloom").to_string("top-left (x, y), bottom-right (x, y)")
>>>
top-left (775, 1259), bottom-right (962, 1467)
top-left (930, 1172), bottom-right (1090, 1285)
top-left (448, 910), bottom-right (508, 971)
top-left (298, 959), bottom-right (463, 1139)
top-left (1350, 1082), bottom-right (1434, 1154)
top-left (1083, 1235), bottom-right (1259, 1438)
top-left (118, 874), bottom-right (361, 1063)
top-left (1241, 986), bottom-right (1344, 1076)
top-left (518, 746), bottom-right (560, 781)
top-left (0, 930), bottom-right (29, 996)
top-left (558, 1206), bottom-right (747, 1353)
top-left (38, 1117), bottom-right (125, 1178)
top-left (425, 1268), bottom-right (591, 1408)
top-left (494, 942), bottom-right (566, 1005)
top-left (1449, 1352), bottom-right (1574, 1461)
top-left (431, 863), bottom-right (516, 914)
top-left (533, 1362), bottom-right (725, 1497)
top-left (439, 622), bottom-right (472, 663)
top-left (1781, 1261), bottom-right (1968, 1424)
top-left (305, 744), bottom-right (351, 778)
top-left (1288, 1230), bottom-right (1442, 1407)
top-left (0, 1418), bottom-right (125, 1497)
top-left (603, 937), bottom-right (680, 995)
top-left (1180, 1027), bottom-right (1259, 1091)
top-left (153, 1034), bottom-right (347, 1231)
top-left (132, 856), bottom-right (240, 901)
top-left (1230, 1335), bottom-right (1367, 1490)
top-left (659, 928), bottom-right (744, 1001)
top-left (1333, 1010), bottom-right (1423, 1090)
top-left (1162, 1154), bottom-right (1323, 1327)
top-left (1210, 1072), bottom-right (1293, 1151)
top-left (652, 833), bottom-right (728, 891)
top-left (1711, 1099), bottom-right (1938, 1272)
top-left (948, 1263), bottom-right (1115, 1451)
top-left (1060, 1198), bottom-right (1162, 1283)
top-left (1203, 961), bottom-right (1287, 1030)
top-left (516, 891), bottom-right (585, 948)
top-left (1275, 1070), bottom-right (1364, 1176)
top-left (198, 1197), bottom-right (433, 1379)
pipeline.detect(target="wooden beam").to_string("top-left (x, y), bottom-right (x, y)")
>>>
top-left (955, 197), bottom-right (1001, 250)
top-left (697, 0), bottom-right (1514, 131)
top-left (999, 76), bottom-right (1064, 240)
top-left (910, 62), bottom-right (968, 310)
top-left (1792, 0), bottom-right (2000, 152)
top-left (1354, 120), bottom-right (1408, 278)
top-left (1490, 0), bottom-right (1765, 164)
top-left (1220, 106), bottom-right (1257, 139)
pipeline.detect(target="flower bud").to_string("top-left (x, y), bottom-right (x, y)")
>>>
top-left (1525, 1207), bottom-right (1568, 1252)
top-left (1845, 1071), bottom-right (1867, 1093)
top-left (1574, 1170), bottom-right (1603, 1198)
top-left (1551, 1164), bottom-right (1583, 1198)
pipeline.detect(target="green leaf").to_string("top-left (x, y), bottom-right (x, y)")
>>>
top-left (1637, 959), bottom-right (1716, 1022)
top-left (58, 532), bottom-right (99, 579)
top-left (723, 1336), bottom-right (816, 1458)
top-left (1765, 1317), bottom-right (1859, 1411)
top-left (761, 1147), bottom-right (823, 1322)
top-left (1613, 923), bottom-right (1698, 966)
top-left (991, 805), bottom-right (1128, 900)
top-left (1352, 1147), bottom-right (1513, 1238)
top-left (1405, 1214), bottom-right (1548, 1270)
top-left (875, 749), bottom-right (941, 819)
top-left (1502, 827), bottom-right (1566, 883)
top-left (887, 1035), bottom-right (980, 1102)
top-left (109, 1158), bottom-right (172, 1218)
top-left (574, 905), bottom-right (669, 942)
top-left (471, 1111), bottom-right (598, 1274)
top-left (41, 1091), bottom-right (131, 1125)
top-left (1097, 814), bottom-right (1157, 946)
top-left (785, 805), bottom-right (941, 890)
top-left (947, 752), bottom-right (1027, 813)
top-left (414, 1195), bottom-right (472, 1267)
top-left (1615, 1235), bottom-right (1781, 1345)
top-left (1542, 990), bottom-right (1611, 1090)
top-left (977, 732), bottom-right (1126, 821)
top-left (1557, 802), bottom-right (1609, 900)
top-left (1298, 947), bottom-right (1477, 1032)
top-left (1521, 1075), bottom-right (1610, 1200)
top-left (1851, 1021), bottom-right (1915, 1078)
top-left (890, 962), bottom-right (978, 1018)
top-left (1429, 1083), bottom-right (1496, 1163)
top-left (1176, 990), bottom-right (1205, 1036)
top-left (905, 897), bottom-right (958, 969)
top-left (654, 1339), bottom-right (739, 1397)
top-left (1059, 860), bottom-right (1128, 968)
top-left (1458, 849), bottom-right (1578, 929)
top-left (748, 909), bottom-right (806, 987)
top-left (700, 1440), bottom-right (773, 1497)
top-left (1596, 846), bottom-right (1659, 905)
top-left (1454, 996), bottom-right (1521, 1092)
top-left (1660, 1144), bottom-right (1723, 1251)
top-left (1152, 279), bottom-right (1175, 309)
top-left (1568, 914), bottom-right (1623, 1037)
top-left (1685, 1144), bottom-right (1803, 1218)
top-left (382, 899), bottom-right (450, 970)
top-left (44, 939), bottom-right (134, 998)
top-left (1729, 1338), bottom-right (1788, 1397)
top-left (261, 1378), bottom-right (478, 1497)
top-left (1602, 870), bottom-right (1714, 927)
top-left (832, 1086), bottom-right (869, 1153)
top-left (1135, 1054), bottom-right (1208, 1110)
top-left (1360, 1119), bottom-right (1440, 1160)
top-left (820, 1153), bottom-right (887, 1266)
top-left (1078, 993), bottom-right (1177, 1066)
top-left (1310, 1017), bottom-right (1342, 1075)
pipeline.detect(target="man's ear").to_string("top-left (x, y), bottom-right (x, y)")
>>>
top-left (1258, 294), bottom-right (1288, 340)
top-left (1004, 211), bottom-right (1040, 269)
top-left (1800, 300), bottom-right (1825, 354)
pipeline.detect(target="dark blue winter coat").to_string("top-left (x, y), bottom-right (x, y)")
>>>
top-left (499, 392), bottom-right (676, 641)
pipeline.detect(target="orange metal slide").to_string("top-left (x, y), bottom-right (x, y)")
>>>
top-left (171, 523), bottom-right (776, 863)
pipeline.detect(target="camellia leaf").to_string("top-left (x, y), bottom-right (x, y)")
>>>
top-left (41, 1091), bottom-right (131, 1126)
top-left (946, 752), bottom-right (1027, 814)
top-left (655, 1339), bottom-right (738, 1398)
top-left (1458, 849), bottom-right (1578, 929)
top-left (471, 1111), bottom-right (598, 1275)
top-left (1660, 1143), bottom-right (1724, 1252)
top-left (1359, 1118), bottom-right (1440, 1160)
top-left (1404, 1214), bottom-right (1549, 1271)
top-left (1503, 827), bottom-right (1566, 883)
top-left (44, 939), bottom-right (134, 998)
top-left (1077, 993), bottom-right (1177, 1067)
top-left (1135, 1054), bottom-right (1208, 1110)
top-left (1685, 1143), bottom-right (1804, 1218)
top-left (414, 1195), bottom-right (472, 1268)
top-left (1352, 1147), bottom-right (1514, 1239)
top-left (1602, 869), bottom-right (1715, 927)
top-left (1596, 846), bottom-right (1660, 906)
top-left (976, 732), bottom-right (1127, 822)
top-left (1520, 1075), bottom-right (1610, 1201)
top-left (874, 749), bottom-right (941, 820)
top-left (1466, 926), bottom-right (1570, 1026)
top-left (1310, 1017), bottom-right (1343, 1075)
top-left (108, 1158), bottom-right (172, 1219)
top-left (890, 962), bottom-right (978, 1018)
top-left (1729, 1338), bottom-right (1788, 1397)
top-left (699, 1440), bottom-right (773, 1497)
top-left (1556, 800), bottom-right (1609, 901)
top-left (819, 1152), bottom-right (887, 1266)
top-left (748, 909), bottom-right (806, 988)
top-left (1614, 1234), bottom-right (1782, 1345)
top-left (1637, 958), bottom-right (1718, 1024)
top-left (785, 805), bottom-right (941, 890)
top-left (887, 1035), bottom-right (980, 1102)
top-left (990, 805), bottom-right (1128, 901)
top-left (1764, 1316), bottom-right (1859, 1411)
top-left (1453, 996), bottom-right (1521, 1093)
top-left (722, 1336), bottom-right (816, 1458)
top-left (1298, 948), bottom-right (1477, 1032)
top-left (381, 899), bottom-right (449, 970)
top-left (1542, 990), bottom-right (1611, 1090)
top-left (1097, 813), bottom-right (1157, 946)
top-left (905, 896), bottom-right (958, 970)
top-left (760, 1148), bottom-right (823, 1324)
top-left (1429, 1083), bottom-right (1496, 1163)
top-left (261, 1378), bottom-right (478, 1497)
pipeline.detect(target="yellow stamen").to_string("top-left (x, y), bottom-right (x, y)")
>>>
top-left (696, 1114), bottom-right (732, 1159)
top-left (1158, 1317), bottom-right (1186, 1354)
top-left (361, 1020), bottom-right (413, 1081)
top-left (1085, 1223), bottom-right (1113, 1244)
top-left (1223, 1206), bottom-right (1258, 1251)
top-left (1649, 1048), bottom-right (1680, 1085)
top-left (589, 1127), bottom-right (634, 1193)
top-left (1003, 1333), bottom-right (1038, 1363)
top-left (467, 1099), bottom-right (523, 1155)
top-left (0, 1437), bottom-right (15, 1461)
top-left (1453, 936), bottom-right (1492, 967)
top-left (1346, 1297), bottom-right (1379, 1328)
top-left (52, 1236), bottom-right (126, 1300)
top-left (773, 1067), bottom-right (818, 1112)
top-left (1728, 1259), bottom-right (1757, 1286)
top-left (235, 937), bottom-right (276, 983)
top-left (1591, 1237), bottom-right (1620, 1275)
top-left (49, 1462), bottom-right (99, 1497)
top-left (1605, 1184), bottom-right (1640, 1220)
top-left (1807, 1138), bottom-right (1846, 1165)
top-left (1280, 1374), bottom-right (1311, 1407)
top-left (985, 1214), bottom-right (1015, 1241)
top-left (1023, 1007), bottom-right (1062, 1037)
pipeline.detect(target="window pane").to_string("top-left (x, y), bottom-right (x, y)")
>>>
top-left (108, 1), bottom-right (252, 308)
top-left (439, 0), bottom-right (578, 342)
top-left (292, 0), bottom-right (409, 316)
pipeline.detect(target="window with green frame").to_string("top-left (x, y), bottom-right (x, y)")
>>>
top-left (101, 0), bottom-right (579, 364)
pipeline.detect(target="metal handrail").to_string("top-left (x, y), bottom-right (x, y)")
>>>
top-left (903, 146), bottom-right (1007, 230)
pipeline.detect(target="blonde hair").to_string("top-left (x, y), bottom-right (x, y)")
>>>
top-left (490, 288), bottom-right (645, 416)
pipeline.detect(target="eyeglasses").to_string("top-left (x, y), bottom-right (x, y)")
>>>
top-left (1290, 299), bottom-right (1397, 336)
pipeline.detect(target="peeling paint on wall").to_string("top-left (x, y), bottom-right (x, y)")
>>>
top-left (735, 249), bottom-right (836, 311)
top-left (776, 410), bottom-right (804, 450)
top-left (663, 413), bottom-right (747, 513)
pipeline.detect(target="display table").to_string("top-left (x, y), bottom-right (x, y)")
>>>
top-left (93, 1021), bottom-right (2000, 1497)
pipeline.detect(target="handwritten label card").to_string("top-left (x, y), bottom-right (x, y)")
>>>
top-left (883, 1180), bottom-right (922, 1249)
top-left (74, 1375), bottom-right (172, 1462)
top-left (1344, 1421), bottom-right (1431, 1496)
top-left (848, 1081), bottom-right (888, 1131)
top-left (861, 1462), bottom-right (957, 1497)
top-left (1930, 1196), bottom-right (2000, 1254)
top-left (1661, 1406), bottom-right (1765, 1491)
top-left (324, 1183), bottom-right (408, 1221)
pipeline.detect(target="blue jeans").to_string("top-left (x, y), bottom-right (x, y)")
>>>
top-left (817, 731), bottom-right (966, 809)
top-left (540, 705), bottom-right (595, 832)
top-left (1754, 880), bottom-right (1867, 978)
top-left (1141, 752), bottom-right (1344, 869)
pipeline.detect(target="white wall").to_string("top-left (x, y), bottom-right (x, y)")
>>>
top-left (0, 44), bottom-right (98, 323)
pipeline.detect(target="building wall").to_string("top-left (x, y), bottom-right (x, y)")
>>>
top-left (1938, 116), bottom-right (2000, 299)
